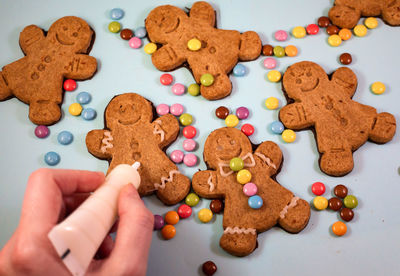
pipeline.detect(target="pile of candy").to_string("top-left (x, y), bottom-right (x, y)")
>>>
top-left (215, 106), bottom-right (255, 137)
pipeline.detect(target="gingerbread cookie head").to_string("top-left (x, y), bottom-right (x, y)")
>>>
top-left (105, 93), bottom-right (153, 130)
top-left (47, 16), bottom-right (93, 53)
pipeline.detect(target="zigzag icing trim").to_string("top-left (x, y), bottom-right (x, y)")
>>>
top-left (154, 170), bottom-right (180, 190)
top-left (279, 196), bottom-right (300, 219)
top-left (255, 152), bottom-right (277, 170)
top-left (207, 173), bottom-right (214, 192)
top-left (224, 226), bottom-right (256, 235)
top-left (101, 131), bottom-right (114, 153)
top-left (153, 119), bottom-right (165, 142)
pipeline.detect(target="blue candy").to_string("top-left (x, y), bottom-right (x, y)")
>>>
top-left (110, 8), bottom-right (124, 20)
top-left (44, 151), bottom-right (60, 166)
top-left (76, 92), bottom-right (92, 105)
top-left (233, 64), bottom-right (246, 77)
top-left (81, 108), bottom-right (97, 121)
top-left (270, 121), bottom-right (284, 134)
top-left (135, 27), bottom-right (147, 38)
top-left (57, 131), bottom-right (73, 145)
top-left (248, 195), bottom-right (263, 209)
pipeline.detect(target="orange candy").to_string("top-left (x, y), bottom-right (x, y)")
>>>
top-left (332, 221), bottom-right (347, 236)
top-left (161, 225), bottom-right (176, 240)
top-left (339, 28), bottom-right (352, 41)
top-left (285, 45), bottom-right (298, 57)
top-left (165, 211), bottom-right (180, 225)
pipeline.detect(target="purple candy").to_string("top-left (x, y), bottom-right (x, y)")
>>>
top-left (236, 107), bottom-right (249, 120)
top-left (154, 214), bottom-right (165, 230)
top-left (35, 125), bottom-right (50, 138)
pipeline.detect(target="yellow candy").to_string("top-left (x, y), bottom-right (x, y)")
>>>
top-left (328, 34), bottom-right (342, 47)
top-left (364, 17), bottom-right (378, 29)
top-left (69, 103), bottom-right (82, 116)
top-left (292, 26), bottom-right (306, 38)
top-left (237, 169), bottom-right (252, 184)
top-left (313, 196), bottom-right (328, 210)
top-left (354, 24), bottom-right (367, 37)
top-left (267, 70), bottom-right (281, 82)
top-left (198, 208), bottom-right (213, 223)
top-left (225, 114), bottom-right (239, 127)
top-left (285, 45), bottom-right (298, 57)
top-left (265, 97), bottom-right (279, 110)
top-left (144, 43), bottom-right (157, 54)
top-left (187, 38), bottom-right (202, 51)
top-left (282, 129), bottom-right (296, 143)
top-left (371, 82), bottom-right (386, 95)
top-left (339, 28), bottom-right (352, 41)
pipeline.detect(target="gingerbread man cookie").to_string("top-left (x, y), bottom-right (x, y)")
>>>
top-left (279, 61), bottom-right (396, 176)
top-left (329, 0), bottom-right (400, 28)
top-left (86, 93), bottom-right (190, 205)
top-left (192, 128), bottom-right (310, 257)
top-left (0, 16), bottom-right (97, 125)
top-left (145, 1), bottom-right (261, 100)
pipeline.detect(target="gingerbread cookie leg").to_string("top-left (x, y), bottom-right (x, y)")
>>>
top-left (382, 1), bottom-right (400, 26)
top-left (197, 71), bottom-right (232, 100)
top-left (238, 31), bottom-right (262, 61)
top-left (369, 112), bottom-right (396, 143)
top-left (29, 98), bottom-right (61, 125)
top-left (278, 197), bottom-right (310, 233)
top-left (328, 5), bottom-right (361, 29)
top-left (220, 230), bottom-right (257, 257)
top-left (0, 72), bottom-right (12, 101)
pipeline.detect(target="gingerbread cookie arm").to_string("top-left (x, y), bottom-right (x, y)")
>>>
top-left (0, 72), bottom-right (12, 101)
top-left (278, 197), bottom-right (310, 233)
top-left (19, 25), bottom-right (45, 55)
top-left (254, 141), bottom-right (282, 176)
top-left (279, 103), bottom-right (314, 130)
top-left (86, 129), bottom-right (113, 159)
top-left (189, 1), bottom-right (216, 26)
top-left (151, 45), bottom-right (186, 71)
top-left (238, 31), bottom-right (262, 61)
top-left (331, 67), bottom-right (358, 98)
top-left (63, 55), bottom-right (97, 80)
top-left (192, 170), bottom-right (224, 198)
top-left (151, 114), bottom-right (180, 148)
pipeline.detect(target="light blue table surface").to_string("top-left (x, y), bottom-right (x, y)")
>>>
top-left (0, 0), bottom-right (399, 275)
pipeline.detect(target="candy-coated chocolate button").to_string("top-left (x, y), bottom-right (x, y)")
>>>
top-left (248, 195), bottom-right (263, 209)
top-left (170, 150), bottom-right (184, 163)
top-left (161, 225), bottom-right (176, 239)
top-left (160, 73), bottom-right (173, 85)
top-left (265, 97), bottom-right (279, 110)
top-left (328, 35), bottom-right (342, 47)
top-left (35, 125), bottom-right (49, 138)
top-left (134, 27), bottom-right (147, 38)
top-left (282, 129), bottom-right (296, 143)
top-left (306, 24), bottom-right (319, 35)
top-left (270, 121), bottom-right (284, 134)
top-left (172, 83), bottom-right (185, 95)
top-left (179, 113), bottom-right (193, 126)
top-left (313, 196), bottom-right (328, 210)
top-left (230, 157), bottom-right (244, 171)
top-left (165, 210), bottom-right (179, 225)
top-left (241, 124), bottom-right (254, 136)
top-left (328, 197), bottom-right (343, 211)
top-left (339, 28), bottom-right (352, 40)
top-left (311, 182), bottom-right (326, 196)
top-left (188, 83), bottom-right (200, 96)
top-left (202, 261), bottom-right (217, 276)
top-left (292, 26), bottom-right (306, 38)
top-left (153, 214), bottom-right (164, 230)
top-left (273, 46), bottom-right (285, 57)
top-left (64, 79), bottom-right (77, 91)
top-left (263, 57), bottom-right (277, 69)
top-left (183, 139), bottom-right (196, 152)
top-left (183, 126), bottom-right (196, 139)
top-left (262, 44), bottom-right (274, 56)
top-left (235, 106), bottom-right (249, 119)
top-left (343, 195), bottom-right (358, 209)
top-left (108, 21), bottom-right (121, 33)
top-left (156, 104), bottom-right (169, 116)
top-left (334, 184), bottom-right (348, 198)
top-left (81, 108), bottom-right (97, 120)
top-left (76, 92), bottom-right (91, 105)
top-left (128, 37), bottom-right (142, 49)
top-left (144, 43), bottom-right (157, 54)
top-left (57, 131), bottom-right (73, 145)
top-left (364, 17), bottom-right (378, 29)
top-left (185, 193), bottom-right (200, 207)
top-left (225, 114), bottom-right (239, 127)
top-left (183, 153), bottom-right (197, 167)
top-left (354, 24), bottom-right (367, 37)
top-left (274, 30), bottom-right (288, 41)
top-left (318, 16), bottom-right (331, 28)
top-left (371, 82), bottom-right (386, 95)
top-left (210, 199), bottom-right (223, 214)
top-left (340, 207), bottom-right (354, 222)
top-left (187, 38), bottom-right (202, 51)
top-left (326, 25), bottom-right (340, 35)
top-left (285, 45), bottom-right (298, 57)
top-left (233, 64), bottom-right (246, 77)
top-left (332, 221), bottom-right (347, 236)
top-left (178, 204), bottom-right (192, 219)
top-left (340, 53), bottom-right (352, 65)
top-left (215, 106), bottom-right (229, 119)
top-left (200, 73), bottom-right (214, 86)
top-left (110, 8), bottom-right (124, 20)
top-left (198, 208), bottom-right (213, 223)
top-left (170, 103), bottom-right (184, 116)
top-left (243, 182), bottom-right (257, 196)
top-left (267, 70), bottom-right (281, 82)
top-left (44, 151), bottom-right (60, 166)
top-left (237, 169), bottom-right (252, 184)
top-left (69, 103), bottom-right (83, 116)
top-left (120, 28), bottom-right (133, 40)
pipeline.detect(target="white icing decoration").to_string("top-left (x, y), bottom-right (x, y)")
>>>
top-left (154, 170), bottom-right (180, 190)
top-left (224, 226), bottom-right (256, 235)
top-left (255, 152), bottom-right (277, 170)
top-left (101, 131), bottom-right (113, 153)
top-left (279, 196), bottom-right (300, 219)
top-left (241, 152), bottom-right (255, 168)
top-left (218, 163), bottom-right (234, 177)
top-left (153, 119), bottom-right (165, 142)
top-left (207, 173), bottom-right (214, 192)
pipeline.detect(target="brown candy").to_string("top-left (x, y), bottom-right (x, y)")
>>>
top-left (334, 185), bottom-right (348, 198)
top-left (202, 261), bottom-right (217, 276)
top-left (210, 199), bottom-right (223, 213)
top-left (326, 25), bottom-right (340, 35)
top-left (262, 44), bottom-right (274, 56)
top-left (120, 28), bottom-right (133, 40)
top-left (340, 207), bottom-right (354, 222)
top-left (215, 106), bottom-right (229, 119)
top-left (340, 53), bottom-right (352, 65)
top-left (328, 197), bottom-right (343, 211)
top-left (318, 16), bottom-right (331, 28)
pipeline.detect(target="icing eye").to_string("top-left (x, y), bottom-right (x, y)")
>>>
top-left (296, 78), bottom-right (302, 84)
top-left (63, 26), bottom-right (68, 31)
top-left (72, 32), bottom-right (78, 37)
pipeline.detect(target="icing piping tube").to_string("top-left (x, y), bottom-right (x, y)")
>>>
top-left (48, 163), bottom-right (141, 276)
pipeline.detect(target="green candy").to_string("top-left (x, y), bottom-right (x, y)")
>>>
top-left (108, 21), bottom-right (121, 33)
top-left (179, 113), bottom-right (193, 126)
top-left (200, 73), bottom-right (214, 86)
top-left (188, 83), bottom-right (200, 96)
top-left (343, 195), bottom-right (358, 209)
top-left (229, 157), bottom-right (244, 171)
top-left (273, 46), bottom-right (285, 58)
top-left (185, 193), bottom-right (200, 207)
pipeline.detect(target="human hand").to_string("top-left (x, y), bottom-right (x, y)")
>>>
top-left (0, 168), bottom-right (154, 276)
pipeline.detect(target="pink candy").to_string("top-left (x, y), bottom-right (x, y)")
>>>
top-left (183, 139), bottom-right (196, 152)
top-left (156, 104), bottom-right (169, 116)
top-left (274, 30), bottom-right (288, 41)
top-left (263, 58), bottom-right (277, 69)
top-left (243, 183), bottom-right (258, 196)
top-left (183, 154), bottom-right (197, 167)
top-left (35, 125), bottom-right (50, 138)
top-left (170, 150), bottom-right (184, 163)
top-left (128, 37), bottom-right (142, 49)
top-left (170, 103), bottom-right (184, 116)
top-left (172, 83), bottom-right (185, 95)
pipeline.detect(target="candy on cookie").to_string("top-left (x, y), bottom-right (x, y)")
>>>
top-left (145, 1), bottom-right (262, 100)
top-left (86, 93), bottom-right (191, 205)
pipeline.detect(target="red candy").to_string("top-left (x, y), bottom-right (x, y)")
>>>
top-left (241, 123), bottom-right (254, 136)
top-left (183, 126), bottom-right (197, 139)
top-left (311, 182), bottom-right (326, 196)
top-left (63, 79), bottom-right (77, 91)
top-left (160, 73), bottom-right (173, 85)
top-left (306, 24), bottom-right (320, 35)
top-left (177, 204), bottom-right (192, 219)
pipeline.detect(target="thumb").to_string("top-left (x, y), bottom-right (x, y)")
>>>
top-left (108, 184), bottom-right (153, 275)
